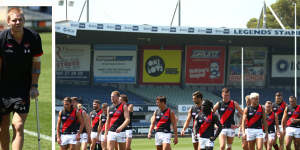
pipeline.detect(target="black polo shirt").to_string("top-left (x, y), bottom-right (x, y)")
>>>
top-left (0, 28), bottom-right (43, 99)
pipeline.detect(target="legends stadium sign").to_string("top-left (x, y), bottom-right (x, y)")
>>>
top-left (56, 21), bottom-right (300, 37)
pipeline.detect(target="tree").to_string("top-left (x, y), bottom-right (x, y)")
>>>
top-left (247, 0), bottom-right (300, 29)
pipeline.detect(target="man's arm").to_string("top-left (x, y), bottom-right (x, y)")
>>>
top-left (148, 111), bottom-right (156, 139)
top-left (262, 107), bottom-right (268, 134)
top-left (30, 56), bottom-right (41, 99)
top-left (210, 114), bottom-right (222, 141)
top-left (241, 107), bottom-right (248, 135)
top-left (181, 108), bottom-right (192, 136)
top-left (171, 110), bottom-right (178, 145)
top-left (281, 107), bottom-right (288, 129)
top-left (212, 102), bottom-right (220, 113)
top-left (56, 111), bottom-right (62, 144)
top-left (128, 104), bottom-right (133, 112)
top-left (104, 107), bottom-right (111, 138)
top-left (116, 104), bottom-right (130, 133)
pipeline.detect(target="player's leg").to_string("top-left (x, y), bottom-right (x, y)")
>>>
top-left (285, 135), bottom-right (293, 150)
top-left (11, 112), bottom-right (28, 150)
top-left (226, 136), bottom-right (234, 150)
top-left (192, 132), bottom-right (198, 150)
top-left (256, 138), bottom-right (264, 150)
top-left (279, 127), bottom-right (285, 150)
top-left (125, 137), bottom-right (132, 150)
top-left (0, 114), bottom-right (10, 150)
top-left (219, 131), bottom-right (227, 150)
top-left (90, 137), bottom-right (97, 150)
top-left (162, 143), bottom-right (171, 150)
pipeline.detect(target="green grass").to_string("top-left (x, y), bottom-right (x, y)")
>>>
top-left (55, 136), bottom-right (296, 150)
top-left (9, 32), bottom-right (52, 150)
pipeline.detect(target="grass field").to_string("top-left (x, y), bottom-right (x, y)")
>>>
top-left (9, 32), bottom-right (52, 150)
top-left (55, 136), bottom-right (296, 150)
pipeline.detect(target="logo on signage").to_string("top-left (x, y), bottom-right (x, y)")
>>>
top-left (145, 56), bottom-right (165, 77)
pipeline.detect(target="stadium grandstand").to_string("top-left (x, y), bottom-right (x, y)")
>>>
top-left (55, 21), bottom-right (300, 135)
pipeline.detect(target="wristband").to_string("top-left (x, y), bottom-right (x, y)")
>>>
top-left (31, 84), bottom-right (38, 88)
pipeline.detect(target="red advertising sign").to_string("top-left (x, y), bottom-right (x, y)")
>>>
top-left (185, 46), bottom-right (225, 84)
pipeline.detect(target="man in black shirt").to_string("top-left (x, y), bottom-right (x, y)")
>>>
top-left (0, 7), bottom-right (43, 150)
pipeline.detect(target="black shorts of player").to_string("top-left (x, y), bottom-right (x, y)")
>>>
top-left (0, 96), bottom-right (30, 114)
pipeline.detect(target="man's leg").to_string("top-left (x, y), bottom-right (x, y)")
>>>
top-left (294, 138), bottom-right (300, 150)
top-left (285, 135), bottom-right (293, 150)
top-left (279, 131), bottom-right (285, 150)
top-left (81, 142), bottom-right (88, 150)
top-left (11, 112), bottom-right (27, 150)
top-left (118, 142), bottom-right (126, 150)
top-left (256, 138), bottom-right (264, 150)
top-left (125, 137), bottom-right (132, 150)
top-left (101, 141), bottom-right (107, 150)
top-left (162, 143), bottom-right (171, 150)
top-left (108, 140), bottom-right (116, 150)
top-left (226, 136), bottom-right (234, 150)
top-left (0, 114), bottom-right (10, 150)
top-left (248, 140), bottom-right (256, 150)
top-left (219, 133), bottom-right (227, 150)
top-left (90, 138), bottom-right (97, 150)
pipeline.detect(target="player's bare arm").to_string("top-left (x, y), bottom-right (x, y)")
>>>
top-left (241, 107), bottom-right (248, 135)
top-left (171, 110), bottom-right (178, 145)
top-left (30, 56), bottom-right (41, 99)
top-left (56, 111), bottom-right (62, 144)
top-left (212, 102), bottom-right (220, 113)
top-left (181, 108), bottom-right (192, 136)
top-left (148, 111), bottom-right (156, 139)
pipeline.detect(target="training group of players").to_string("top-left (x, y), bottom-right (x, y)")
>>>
top-left (57, 91), bottom-right (133, 150)
top-left (57, 88), bottom-right (300, 150)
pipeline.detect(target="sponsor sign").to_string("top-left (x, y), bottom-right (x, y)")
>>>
top-left (142, 50), bottom-right (182, 83)
top-left (178, 105), bottom-right (193, 113)
top-left (185, 46), bottom-right (225, 84)
top-left (56, 44), bottom-right (90, 81)
top-left (227, 47), bottom-right (267, 86)
top-left (56, 21), bottom-right (300, 37)
top-left (272, 55), bottom-right (300, 77)
top-left (93, 45), bottom-right (137, 83)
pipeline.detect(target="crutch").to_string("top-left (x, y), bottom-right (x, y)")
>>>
top-left (35, 98), bottom-right (41, 150)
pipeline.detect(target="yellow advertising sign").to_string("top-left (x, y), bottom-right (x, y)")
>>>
top-left (142, 50), bottom-right (182, 83)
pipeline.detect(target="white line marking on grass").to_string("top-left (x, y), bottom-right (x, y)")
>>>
top-left (9, 127), bottom-right (51, 141)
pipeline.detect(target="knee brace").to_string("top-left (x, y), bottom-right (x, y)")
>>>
top-left (226, 144), bottom-right (232, 149)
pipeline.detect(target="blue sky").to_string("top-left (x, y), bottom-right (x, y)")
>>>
top-left (55, 0), bottom-right (277, 28)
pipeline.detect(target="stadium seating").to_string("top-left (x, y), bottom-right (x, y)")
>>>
top-left (56, 84), bottom-right (149, 107)
top-left (126, 85), bottom-right (222, 107)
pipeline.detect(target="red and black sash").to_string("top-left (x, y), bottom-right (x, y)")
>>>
top-left (199, 112), bottom-right (213, 136)
top-left (276, 102), bottom-right (286, 116)
top-left (109, 103), bottom-right (124, 129)
top-left (61, 108), bottom-right (77, 133)
top-left (156, 108), bottom-right (171, 130)
top-left (287, 105), bottom-right (300, 126)
top-left (263, 112), bottom-right (275, 130)
top-left (220, 100), bottom-right (234, 125)
top-left (92, 109), bottom-right (103, 128)
top-left (247, 105), bottom-right (262, 128)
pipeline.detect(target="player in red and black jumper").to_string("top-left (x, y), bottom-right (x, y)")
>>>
top-left (148, 96), bottom-right (178, 150)
top-left (212, 88), bottom-right (243, 150)
top-left (272, 92), bottom-right (287, 150)
top-left (90, 100), bottom-right (103, 150)
top-left (57, 97), bottom-right (84, 150)
top-left (241, 92), bottom-right (268, 150)
top-left (71, 97), bottom-right (91, 150)
top-left (104, 91), bottom-right (130, 150)
top-left (181, 91), bottom-right (203, 150)
top-left (263, 101), bottom-right (280, 150)
top-left (0, 7), bottom-right (43, 150)
top-left (119, 94), bottom-right (133, 150)
top-left (281, 96), bottom-right (300, 150)
top-left (193, 99), bottom-right (222, 150)
top-left (98, 103), bottom-right (108, 150)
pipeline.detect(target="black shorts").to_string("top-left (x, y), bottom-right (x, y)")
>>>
top-left (0, 97), bottom-right (30, 114)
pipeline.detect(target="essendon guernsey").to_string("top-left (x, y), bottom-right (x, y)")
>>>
top-left (273, 101), bottom-right (286, 125)
top-left (109, 103), bottom-right (125, 132)
top-left (191, 105), bottom-right (201, 128)
top-left (247, 105), bottom-right (263, 129)
top-left (100, 113), bottom-right (107, 132)
top-left (61, 108), bottom-right (78, 134)
top-left (155, 108), bottom-right (171, 133)
top-left (218, 100), bottom-right (235, 128)
top-left (90, 109), bottom-right (103, 132)
top-left (286, 105), bottom-right (300, 128)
